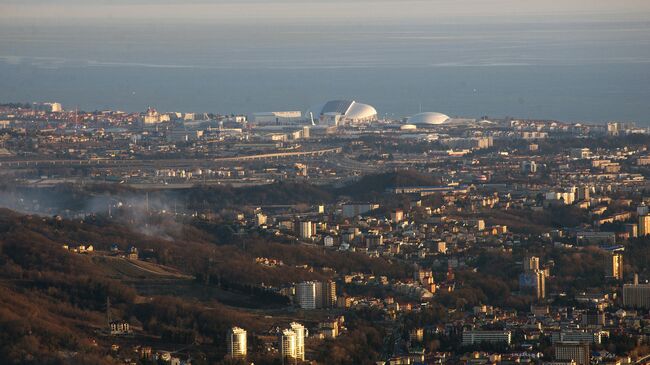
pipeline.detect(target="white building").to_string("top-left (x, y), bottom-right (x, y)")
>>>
top-left (524, 256), bottom-right (540, 272)
top-left (281, 329), bottom-right (297, 363)
top-left (290, 322), bottom-right (306, 361)
top-left (545, 191), bottom-right (576, 205)
top-left (462, 330), bottom-right (512, 346)
top-left (227, 327), bottom-right (247, 359)
top-left (142, 107), bottom-right (171, 124)
top-left (32, 102), bottom-right (62, 113)
top-left (407, 112), bottom-right (450, 126)
top-left (310, 100), bottom-right (377, 126)
top-left (551, 330), bottom-right (606, 345)
top-left (250, 111), bottom-right (302, 125)
top-left (341, 203), bottom-right (380, 218)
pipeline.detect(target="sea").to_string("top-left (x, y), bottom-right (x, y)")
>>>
top-left (1, 18), bottom-right (649, 124)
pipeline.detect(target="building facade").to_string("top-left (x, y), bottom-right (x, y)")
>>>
top-left (295, 281), bottom-right (337, 309)
top-left (290, 322), bottom-right (305, 361)
top-left (605, 252), bottom-right (623, 280)
top-left (296, 281), bottom-right (317, 309)
top-left (623, 276), bottom-right (650, 309)
top-left (281, 329), bottom-right (297, 364)
top-left (227, 327), bottom-right (247, 359)
top-left (462, 330), bottom-right (512, 346)
top-left (299, 221), bottom-right (313, 239)
top-left (639, 215), bottom-right (650, 236)
top-left (554, 341), bottom-right (590, 365)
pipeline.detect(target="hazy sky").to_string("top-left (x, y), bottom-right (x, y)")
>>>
top-left (3, 0), bottom-right (650, 23)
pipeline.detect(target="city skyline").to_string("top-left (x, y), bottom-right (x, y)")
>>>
top-left (1, 1), bottom-right (650, 364)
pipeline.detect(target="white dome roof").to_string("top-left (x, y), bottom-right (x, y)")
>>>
top-left (310, 100), bottom-right (377, 124)
top-left (346, 102), bottom-right (377, 121)
top-left (407, 112), bottom-right (450, 125)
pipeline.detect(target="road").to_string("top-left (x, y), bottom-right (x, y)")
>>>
top-left (0, 147), bottom-right (342, 168)
top-left (636, 354), bottom-right (650, 364)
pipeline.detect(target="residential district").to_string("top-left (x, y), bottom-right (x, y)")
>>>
top-left (0, 101), bottom-right (650, 365)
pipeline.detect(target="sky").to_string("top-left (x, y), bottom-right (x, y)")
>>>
top-left (2, 0), bottom-right (650, 23)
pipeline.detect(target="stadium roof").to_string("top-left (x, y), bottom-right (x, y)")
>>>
top-left (407, 112), bottom-right (450, 125)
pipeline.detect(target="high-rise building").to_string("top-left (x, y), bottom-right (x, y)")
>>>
top-left (295, 281), bottom-right (336, 309)
top-left (296, 281), bottom-right (317, 309)
top-left (320, 281), bottom-right (337, 308)
top-left (524, 256), bottom-right (540, 272)
top-left (520, 270), bottom-right (545, 300)
top-left (299, 221), bottom-right (313, 239)
top-left (534, 270), bottom-right (546, 299)
top-left (554, 341), bottom-right (590, 365)
top-left (623, 274), bottom-right (650, 309)
top-left (639, 215), bottom-right (650, 236)
top-left (281, 329), bottom-right (297, 364)
top-left (604, 252), bottom-right (623, 280)
top-left (520, 255), bottom-right (545, 299)
top-left (227, 327), bottom-right (247, 359)
top-left (290, 322), bottom-right (305, 361)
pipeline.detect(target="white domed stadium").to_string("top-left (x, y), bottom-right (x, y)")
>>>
top-left (407, 112), bottom-right (450, 126)
top-left (310, 100), bottom-right (378, 126)
top-left (400, 124), bottom-right (417, 131)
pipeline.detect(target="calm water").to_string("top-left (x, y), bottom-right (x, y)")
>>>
top-left (1, 20), bottom-right (649, 123)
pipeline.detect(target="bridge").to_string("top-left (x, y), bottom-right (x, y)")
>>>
top-left (0, 147), bottom-right (342, 168)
